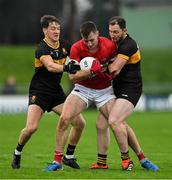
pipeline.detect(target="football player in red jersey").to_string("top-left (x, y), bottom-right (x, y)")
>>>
top-left (44, 21), bottom-right (117, 171)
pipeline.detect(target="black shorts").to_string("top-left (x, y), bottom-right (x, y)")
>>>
top-left (112, 62), bottom-right (142, 107)
top-left (113, 86), bottom-right (142, 107)
top-left (28, 92), bottom-right (66, 112)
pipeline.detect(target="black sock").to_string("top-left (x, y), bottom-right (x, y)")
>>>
top-left (16, 143), bottom-right (24, 152)
top-left (121, 151), bottom-right (130, 160)
top-left (97, 153), bottom-right (107, 166)
top-left (66, 144), bottom-right (76, 155)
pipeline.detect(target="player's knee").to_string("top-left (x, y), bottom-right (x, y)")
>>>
top-left (24, 125), bottom-right (38, 135)
top-left (108, 117), bottom-right (120, 128)
top-left (96, 120), bottom-right (107, 132)
top-left (59, 115), bottom-right (71, 129)
top-left (108, 118), bottom-right (127, 136)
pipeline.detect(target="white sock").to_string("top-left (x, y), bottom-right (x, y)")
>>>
top-left (65, 155), bottom-right (74, 159)
top-left (15, 149), bottom-right (21, 155)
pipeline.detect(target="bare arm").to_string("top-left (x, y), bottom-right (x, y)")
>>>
top-left (40, 55), bottom-right (63, 72)
top-left (69, 70), bottom-right (91, 81)
top-left (108, 57), bottom-right (127, 77)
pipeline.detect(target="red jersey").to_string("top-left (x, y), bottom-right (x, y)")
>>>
top-left (70, 37), bottom-right (116, 89)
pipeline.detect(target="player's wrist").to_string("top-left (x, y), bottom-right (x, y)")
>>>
top-left (63, 64), bottom-right (69, 72)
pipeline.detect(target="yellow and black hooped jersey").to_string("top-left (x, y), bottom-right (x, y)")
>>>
top-left (29, 39), bottom-right (71, 95)
top-left (117, 34), bottom-right (141, 64)
top-left (113, 34), bottom-right (142, 98)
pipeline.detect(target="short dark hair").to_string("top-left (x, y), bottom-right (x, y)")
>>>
top-left (80, 21), bottom-right (97, 38)
top-left (109, 16), bottom-right (126, 29)
top-left (40, 15), bottom-right (60, 28)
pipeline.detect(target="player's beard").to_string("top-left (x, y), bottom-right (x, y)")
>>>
top-left (116, 36), bottom-right (124, 44)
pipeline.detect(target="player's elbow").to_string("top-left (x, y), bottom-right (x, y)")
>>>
top-left (111, 70), bottom-right (120, 78)
top-left (114, 69), bottom-right (121, 76)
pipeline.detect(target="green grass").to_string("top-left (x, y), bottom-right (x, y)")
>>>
top-left (0, 110), bottom-right (172, 179)
top-left (0, 46), bottom-right (172, 94)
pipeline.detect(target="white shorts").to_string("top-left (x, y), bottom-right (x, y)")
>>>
top-left (71, 84), bottom-right (116, 109)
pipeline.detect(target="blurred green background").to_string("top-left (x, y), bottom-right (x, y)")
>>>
top-left (0, 46), bottom-right (172, 95)
top-left (0, 0), bottom-right (172, 95)
top-left (0, 1), bottom-right (172, 178)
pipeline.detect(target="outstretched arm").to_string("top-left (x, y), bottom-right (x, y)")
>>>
top-left (40, 55), bottom-right (80, 74)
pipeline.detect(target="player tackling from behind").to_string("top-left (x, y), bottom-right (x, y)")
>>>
top-left (91, 16), bottom-right (159, 171)
top-left (11, 15), bottom-right (85, 169)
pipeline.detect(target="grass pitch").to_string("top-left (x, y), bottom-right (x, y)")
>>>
top-left (0, 110), bottom-right (172, 179)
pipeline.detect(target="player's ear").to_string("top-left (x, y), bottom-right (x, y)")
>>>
top-left (42, 27), bottom-right (47, 35)
top-left (96, 30), bottom-right (99, 36)
top-left (123, 28), bottom-right (127, 33)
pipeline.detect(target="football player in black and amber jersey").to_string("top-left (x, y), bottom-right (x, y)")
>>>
top-left (92, 16), bottom-right (159, 171)
top-left (11, 15), bottom-right (85, 169)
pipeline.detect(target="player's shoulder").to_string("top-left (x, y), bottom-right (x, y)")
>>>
top-left (35, 40), bottom-right (47, 52)
top-left (36, 40), bottom-right (46, 48)
top-left (123, 35), bottom-right (138, 48)
top-left (59, 39), bottom-right (71, 54)
top-left (99, 36), bottom-right (112, 43)
top-left (99, 36), bottom-right (115, 50)
top-left (99, 36), bottom-right (114, 46)
top-left (118, 35), bottom-right (139, 56)
top-left (72, 39), bottom-right (82, 47)
top-left (71, 39), bottom-right (83, 51)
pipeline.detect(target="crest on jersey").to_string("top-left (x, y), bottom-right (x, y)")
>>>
top-left (62, 48), bottom-right (67, 55)
top-left (31, 95), bottom-right (36, 103)
top-left (54, 50), bottom-right (59, 57)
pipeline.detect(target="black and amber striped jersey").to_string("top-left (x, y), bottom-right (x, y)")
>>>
top-left (117, 34), bottom-right (141, 64)
top-left (29, 39), bottom-right (71, 96)
top-left (112, 34), bottom-right (142, 106)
